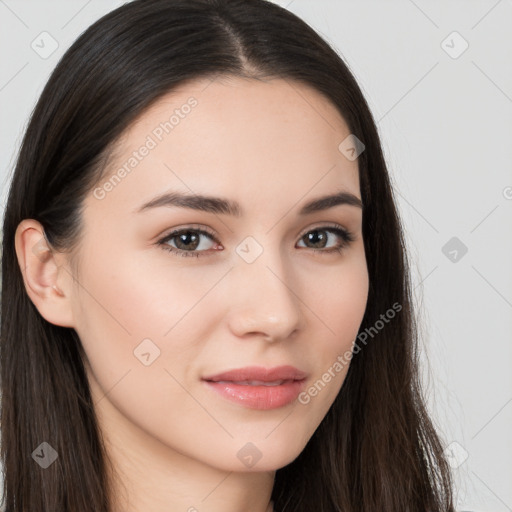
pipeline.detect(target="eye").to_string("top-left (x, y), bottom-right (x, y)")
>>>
top-left (156, 223), bottom-right (355, 258)
top-left (157, 225), bottom-right (220, 258)
top-left (297, 224), bottom-right (355, 255)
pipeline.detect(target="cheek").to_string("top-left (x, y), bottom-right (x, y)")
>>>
top-left (309, 256), bottom-right (369, 345)
top-left (71, 252), bottom-right (207, 435)
top-left (74, 247), bottom-right (217, 339)
top-left (302, 256), bottom-right (368, 402)
top-left (71, 250), bottom-right (223, 391)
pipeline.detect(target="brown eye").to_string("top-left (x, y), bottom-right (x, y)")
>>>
top-left (157, 227), bottom-right (220, 258)
top-left (297, 225), bottom-right (354, 254)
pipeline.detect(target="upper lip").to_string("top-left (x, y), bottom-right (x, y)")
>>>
top-left (202, 365), bottom-right (308, 382)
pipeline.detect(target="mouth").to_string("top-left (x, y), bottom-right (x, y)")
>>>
top-left (201, 366), bottom-right (308, 410)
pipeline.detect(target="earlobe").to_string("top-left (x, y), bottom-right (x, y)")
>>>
top-left (14, 219), bottom-right (75, 328)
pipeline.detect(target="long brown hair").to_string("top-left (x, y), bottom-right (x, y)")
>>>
top-left (0, 0), bottom-right (455, 510)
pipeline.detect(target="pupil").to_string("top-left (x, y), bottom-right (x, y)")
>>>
top-left (308, 230), bottom-right (326, 248)
top-left (178, 231), bottom-right (198, 249)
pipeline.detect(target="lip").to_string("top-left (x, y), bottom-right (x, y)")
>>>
top-left (202, 365), bottom-right (308, 382)
top-left (202, 365), bottom-right (308, 410)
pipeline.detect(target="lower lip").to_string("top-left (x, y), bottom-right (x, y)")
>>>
top-left (202, 379), bottom-right (306, 410)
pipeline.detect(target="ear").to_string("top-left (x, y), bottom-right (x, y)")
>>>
top-left (14, 219), bottom-right (75, 328)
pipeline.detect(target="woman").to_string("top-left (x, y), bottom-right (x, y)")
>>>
top-left (0, 0), bottom-right (455, 510)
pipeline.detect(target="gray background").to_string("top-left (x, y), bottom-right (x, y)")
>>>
top-left (1, 1), bottom-right (511, 510)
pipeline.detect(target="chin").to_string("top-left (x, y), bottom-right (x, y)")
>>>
top-left (233, 437), bottom-right (309, 473)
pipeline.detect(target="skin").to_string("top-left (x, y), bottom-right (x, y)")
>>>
top-left (16, 76), bottom-right (369, 512)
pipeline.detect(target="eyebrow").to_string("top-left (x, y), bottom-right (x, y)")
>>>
top-left (133, 189), bottom-right (363, 216)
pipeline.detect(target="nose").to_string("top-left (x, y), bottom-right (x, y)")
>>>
top-left (225, 251), bottom-right (304, 342)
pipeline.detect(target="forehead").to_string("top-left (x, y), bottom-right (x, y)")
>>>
top-left (87, 76), bottom-right (360, 217)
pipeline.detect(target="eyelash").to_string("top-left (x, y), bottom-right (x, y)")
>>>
top-left (156, 223), bottom-right (355, 258)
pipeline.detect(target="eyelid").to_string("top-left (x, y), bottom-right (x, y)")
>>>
top-left (157, 221), bottom-right (352, 242)
top-left (157, 223), bottom-right (219, 242)
top-left (297, 221), bottom-right (349, 238)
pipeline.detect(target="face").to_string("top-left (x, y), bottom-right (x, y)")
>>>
top-left (67, 76), bottom-right (369, 473)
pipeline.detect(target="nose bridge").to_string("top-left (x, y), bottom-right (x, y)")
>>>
top-left (227, 238), bottom-right (303, 340)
